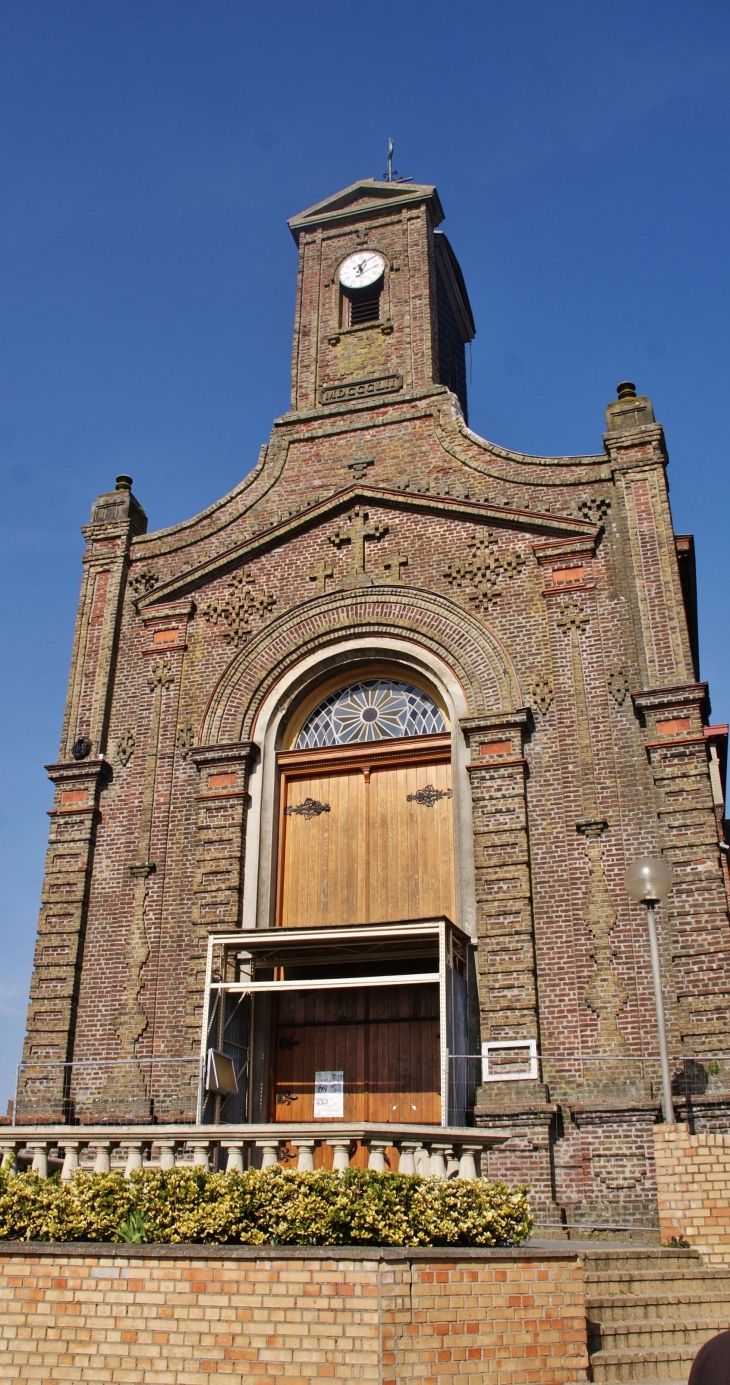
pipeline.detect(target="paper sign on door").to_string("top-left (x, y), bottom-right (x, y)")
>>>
top-left (314, 1070), bottom-right (344, 1118)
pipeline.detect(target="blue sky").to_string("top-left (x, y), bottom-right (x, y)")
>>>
top-left (0, 0), bottom-right (728, 1104)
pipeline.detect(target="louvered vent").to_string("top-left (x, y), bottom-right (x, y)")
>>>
top-left (346, 283), bottom-right (382, 326)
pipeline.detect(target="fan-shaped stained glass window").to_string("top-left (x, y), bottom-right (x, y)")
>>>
top-left (296, 679), bottom-right (447, 749)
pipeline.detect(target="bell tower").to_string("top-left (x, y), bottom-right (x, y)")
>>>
top-left (287, 179), bottom-right (475, 419)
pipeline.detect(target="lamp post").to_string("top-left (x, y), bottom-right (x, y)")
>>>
top-left (625, 857), bottom-right (675, 1124)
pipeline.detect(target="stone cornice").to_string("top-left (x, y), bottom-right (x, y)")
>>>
top-left (603, 422), bottom-right (668, 468)
top-left (632, 683), bottom-right (708, 713)
top-left (459, 709), bottom-right (532, 737)
top-left (287, 179), bottom-right (444, 239)
top-left (189, 742), bottom-right (256, 771)
top-left (45, 758), bottom-right (113, 787)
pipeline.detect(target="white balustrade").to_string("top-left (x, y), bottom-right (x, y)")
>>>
top-left (398, 1142), bottom-right (418, 1175)
top-left (429, 1143), bottom-right (453, 1179)
top-left (0, 1125), bottom-right (494, 1178)
top-left (415, 1145), bottom-right (431, 1176)
top-left (446, 1151), bottom-right (461, 1179)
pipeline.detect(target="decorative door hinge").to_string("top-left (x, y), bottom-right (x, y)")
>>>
top-left (406, 784), bottom-right (452, 807)
top-left (285, 798), bottom-right (331, 819)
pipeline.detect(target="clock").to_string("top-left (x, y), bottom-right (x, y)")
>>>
top-left (338, 251), bottom-right (385, 291)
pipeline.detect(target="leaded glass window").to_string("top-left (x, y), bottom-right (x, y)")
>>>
top-left (296, 678), bottom-right (447, 749)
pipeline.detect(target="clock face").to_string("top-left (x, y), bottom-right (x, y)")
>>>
top-left (339, 251), bottom-right (385, 291)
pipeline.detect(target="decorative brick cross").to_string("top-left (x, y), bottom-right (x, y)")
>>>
top-left (200, 568), bottom-right (276, 647)
top-left (329, 506), bottom-right (388, 587)
top-left (308, 558), bottom-right (334, 595)
top-left (444, 530), bottom-right (525, 610)
top-left (557, 596), bottom-right (589, 632)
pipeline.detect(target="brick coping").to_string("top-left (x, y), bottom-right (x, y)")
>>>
top-left (0, 1238), bottom-right (586, 1261)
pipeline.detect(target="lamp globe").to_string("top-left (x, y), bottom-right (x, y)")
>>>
top-left (625, 857), bottom-right (673, 905)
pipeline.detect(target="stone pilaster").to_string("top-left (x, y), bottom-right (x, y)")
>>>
top-left (605, 395), bottom-right (696, 689)
top-left (18, 758), bottom-right (112, 1121)
top-left (19, 476), bottom-right (146, 1121)
top-left (461, 710), bottom-right (545, 1104)
top-left (181, 742), bottom-right (257, 1115)
top-left (634, 686), bottom-right (730, 1094)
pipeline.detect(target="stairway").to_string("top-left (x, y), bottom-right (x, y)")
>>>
top-left (585, 1245), bottom-right (730, 1382)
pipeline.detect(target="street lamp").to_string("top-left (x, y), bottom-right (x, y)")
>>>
top-left (625, 857), bottom-right (675, 1124)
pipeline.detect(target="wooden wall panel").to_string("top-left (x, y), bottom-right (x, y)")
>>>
top-left (272, 986), bottom-right (440, 1123)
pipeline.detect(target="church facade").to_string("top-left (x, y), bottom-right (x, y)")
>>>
top-left (17, 178), bottom-right (730, 1230)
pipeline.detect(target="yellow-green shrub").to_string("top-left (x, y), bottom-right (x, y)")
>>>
top-left (0, 1167), bottom-right (532, 1247)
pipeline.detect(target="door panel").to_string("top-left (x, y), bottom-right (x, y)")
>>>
top-left (368, 759), bottom-right (454, 922)
top-left (278, 769), bottom-right (367, 928)
top-left (277, 742), bottom-right (453, 928)
top-left (272, 985), bottom-right (440, 1123)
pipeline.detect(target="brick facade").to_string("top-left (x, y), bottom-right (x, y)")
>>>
top-left (0, 1245), bottom-right (588, 1384)
top-left (18, 178), bottom-right (730, 1228)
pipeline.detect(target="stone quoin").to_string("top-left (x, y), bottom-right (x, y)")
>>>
top-left (16, 176), bottom-right (730, 1233)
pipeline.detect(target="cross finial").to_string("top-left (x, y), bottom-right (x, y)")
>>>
top-left (382, 138), bottom-right (410, 184)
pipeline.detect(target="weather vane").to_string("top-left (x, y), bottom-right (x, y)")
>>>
top-left (382, 138), bottom-right (411, 184)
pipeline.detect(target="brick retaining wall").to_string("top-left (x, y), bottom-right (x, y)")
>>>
top-left (0, 1243), bottom-right (588, 1384)
top-left (655, 1123), bottom-right (730, 1264)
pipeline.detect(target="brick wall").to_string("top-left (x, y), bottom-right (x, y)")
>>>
top-left (655, 1123), bottom-right (730, 1263)
top-left (0, 1244), bottom-right (588, 1384)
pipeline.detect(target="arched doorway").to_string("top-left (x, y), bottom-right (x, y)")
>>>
top-left (268, 669), bottom-right (460, 1126)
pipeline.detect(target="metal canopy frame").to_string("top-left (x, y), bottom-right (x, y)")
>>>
top-left (198, 918), bottom-right (472, 1127)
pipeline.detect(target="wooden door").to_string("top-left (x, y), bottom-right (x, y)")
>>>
top-left (277, 736), bottom-right (454, 928)
top-left (272, 984), bottom-right (440, 1123)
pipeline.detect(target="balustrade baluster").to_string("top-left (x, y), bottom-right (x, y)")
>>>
top-left (255, 1140), bottom-right (280, 1168)
top-left (327, 1140), bottom-right (351, 1171)
top-left (458, 1145), bottom-right (481, 1181)
top-left (59, 1142), bottom-right (81, 1181)
top-left (0, 1142), bottom-right (18, 1174)
top-left (123, 1142), bottom-right (144, 1178)
top-left (29, 1142), bottom-right (49, 1178)
top-left (222, 1142), bottom-right (247, 1174)
top-left (294, 1140), bottom-right (315, 1172)
top-left (92, 1141), bottom-right (112, 1174)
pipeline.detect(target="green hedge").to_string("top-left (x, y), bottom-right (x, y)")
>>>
top-left (0, 1167), bottom-right (532, 1247)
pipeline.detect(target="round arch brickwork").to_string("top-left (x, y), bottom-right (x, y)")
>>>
top-left (199, 585), bottom-right (522, 745)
